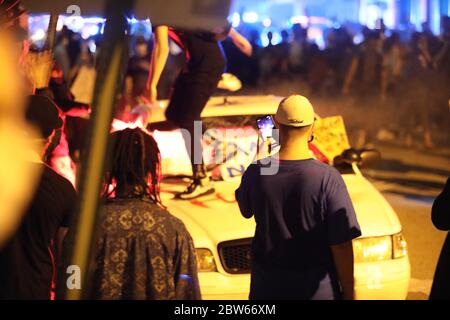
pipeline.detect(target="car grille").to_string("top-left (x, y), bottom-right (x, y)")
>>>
top-left (218, 238), bottom-right (252, 274)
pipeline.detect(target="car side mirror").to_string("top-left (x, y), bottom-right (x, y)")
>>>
top-left (358, 149), bottom-right (381, 168)
top-left (334, 148), bottom-right (381, 168)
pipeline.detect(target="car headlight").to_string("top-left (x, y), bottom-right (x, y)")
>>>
top-left (196, 249), bottom-right (217, 272)
top-left (392, 232), bottom-right (408, 259)
top-left (353, 236), bottom-right (392, 263)
top-left (353, 233), bottom-right (408, 263)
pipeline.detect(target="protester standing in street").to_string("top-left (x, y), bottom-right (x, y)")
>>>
top-left (236, 95), bottom-right (362, 300)
top-left (89, 128), bottom-right (201, 300)
top-left (430, 177), bottom-right (450, 300)
top-left (0, 95), bottom-right (76, 299)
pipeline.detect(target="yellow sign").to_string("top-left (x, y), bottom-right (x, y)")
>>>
top-left (313, 116), bottom-right (350, 162)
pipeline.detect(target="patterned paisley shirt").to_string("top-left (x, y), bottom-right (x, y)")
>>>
top-left (90, 198), bottom-right (201, 300)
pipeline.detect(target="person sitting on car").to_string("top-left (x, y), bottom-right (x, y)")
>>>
top-left (235, 95), bottom-right (362, 300)
top-left (88, 127), bottom-right (201, 300)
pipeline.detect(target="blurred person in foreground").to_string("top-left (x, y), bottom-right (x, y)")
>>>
top-left (0, 0), bottom-right (27, 30)
top-left (2, 1), bottom-right (87, 187)
top-left (0, 95), bottom-right (77, 299)
top-left (1, 0), bottom-right (54, 95)
top-left (236, 95), bottom-right (361, 300)
top-left (88, 128), bottom-right (200, 300)
top-left (430, 177), bottom-right (450, 300)
top-left (0, 31), bottom-right (41, 247)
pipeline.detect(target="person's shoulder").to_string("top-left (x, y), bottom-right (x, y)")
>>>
top-left (319, 163), bottom-right (346, 189)
top-left (157, 208), bottom-right (192, 237)
top-left (306, 159), bottom-right (337, 173)
top-left (42, 165), bottom-right (76, 194)
top-left (244, 162), bottom-right (261, 175)
top-left (139, 201), bottom-right (186, 228)
top-left (307, 160), bottom-right (342, 182)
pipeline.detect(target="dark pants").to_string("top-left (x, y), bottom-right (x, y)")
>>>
top-left (165, 70), bottom-right (223, 177)
top-left (430, 233), bottom-right (450, 300)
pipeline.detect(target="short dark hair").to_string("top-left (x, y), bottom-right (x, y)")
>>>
top-left (25, 95), bottom-right (63, 139)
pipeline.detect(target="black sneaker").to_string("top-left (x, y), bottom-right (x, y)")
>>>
top-left (175, 177), bottom-right (215, 200)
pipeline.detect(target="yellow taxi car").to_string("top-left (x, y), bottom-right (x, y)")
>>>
top-left (147, 95), bottom-right (411, 300)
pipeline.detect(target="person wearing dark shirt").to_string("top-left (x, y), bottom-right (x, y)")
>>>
top-left (89, 128), bottom-right (200, 300)
top-left (0, 95), bottom-right (77, 299)
top-left (430, 177), bottom-right (450, 300)
top-left (149, 25), bottom-right (252, 200)
top-left (236, 95), bottom-right (361, 300)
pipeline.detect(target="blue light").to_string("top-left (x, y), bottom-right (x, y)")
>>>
top-left (230, 12), bottom-right (241, 28)
top-left (260, 33), bottom-right (269, 47)
top-left (127, 17), bottom-right (139, 24)
top-left (315, 35), bottom-right (326, 50)
top-left (91, 24), bottom-right (100, 35)
top-left (262, 18), bottom-right (272, 28)
top-left (179, 274), bottom-right (192, 281)
top-left (290, 15), bottom-right (308, 26)
top-left (242, 12), bottom-right (259, 24)
top-left (271, 31), bottom-right (282, 46)
top-left (88, 41), bottom-right (97, 53)
top-left (260, 30), bottom-right (282, 47)
top-left (353, 33), bottom-right (364, 45)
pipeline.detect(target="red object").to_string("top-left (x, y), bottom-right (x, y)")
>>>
top-left (309, 143), bottom-right (330, 164)
top-left (48, 240), bottom-right (56, 300)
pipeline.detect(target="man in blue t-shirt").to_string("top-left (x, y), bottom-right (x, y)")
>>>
top-left (236, 95), bottom-right (361, 300)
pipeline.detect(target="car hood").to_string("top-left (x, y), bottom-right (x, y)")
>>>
top-left (160, 180), bottom-right (256, 248)
top-left (161, 173), bottom-right (402, 248)
top-left (342, 174), bottom-right (402, 237)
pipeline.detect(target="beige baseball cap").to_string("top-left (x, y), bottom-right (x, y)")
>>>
top-left (275, 95), bottom-right (315, 127)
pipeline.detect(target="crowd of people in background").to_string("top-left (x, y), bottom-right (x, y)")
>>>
top-left (222, 18), bottom-right (450, 148)
top-left (32, 15), bottom-right (450, 150)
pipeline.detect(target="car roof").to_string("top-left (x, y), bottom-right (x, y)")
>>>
top-left (149, 95), bottom-right (285, 124)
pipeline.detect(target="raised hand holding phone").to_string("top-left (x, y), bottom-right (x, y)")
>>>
top-left (255, 115), bottom-right (279, 161)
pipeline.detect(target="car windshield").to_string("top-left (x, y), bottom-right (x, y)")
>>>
top-left (202, 115), bottom-right (355, 175)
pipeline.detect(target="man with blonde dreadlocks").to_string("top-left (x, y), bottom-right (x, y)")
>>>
top-left (88, 128), bottom-right (201, 300)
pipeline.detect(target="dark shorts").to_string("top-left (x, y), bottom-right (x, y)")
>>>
top-left (249, 262), bottom-right (342, 300)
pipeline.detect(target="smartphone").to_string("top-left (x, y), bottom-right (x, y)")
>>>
top-left (256, 115), bottom-right (275, 140)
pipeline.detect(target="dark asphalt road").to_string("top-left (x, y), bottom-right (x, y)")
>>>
top-left (363, 143), bottom-right (450, 300)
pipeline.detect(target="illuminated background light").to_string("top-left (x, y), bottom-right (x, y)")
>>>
top-left (290, 15), bottom-right (309, 26)
top-left (230, 12), bottom-right (241, 28)
top-left (262, 18), bottom-right (272, 28)
top-left (242, 12), bottom-right (259, 24)
top-left (260, 30), bottom-right (282, 47)
top-left (30, 29), bottom-right (46, 42)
